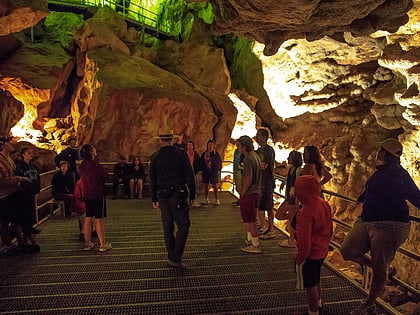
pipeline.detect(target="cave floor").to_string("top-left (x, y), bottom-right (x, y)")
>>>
top-left (0, 192), bottom-right (392, 314)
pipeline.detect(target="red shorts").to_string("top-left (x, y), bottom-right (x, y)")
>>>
top-left (240, 193), bottom-right (259, 223)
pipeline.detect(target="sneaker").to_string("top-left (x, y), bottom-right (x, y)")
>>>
top-left (258, 227), bottom-right (268, 236)
top-left (350, 302), bottom-right (377, 315)
top-left (192, 201), bottom-right (202, 208)
top-left (244, 239), bottom-right (252, 246)
top-left (78, 233), bottom-right (84, 241)
top-left (99, 242), bottom-right (112, 252)
top-left (241, 244), bottom-right (261, 254)
top-left (215, 200), bottom-right (220, 206)
top-left (201, 199), bottom-right (210, 205)
top-left (84, 241), bottom-right (95, 251)
top-left (259, 229), bottom-right (276, 240)
top-left (278, 239), bottom-right (296, 248)
top-left (167, 260), bottom-right (188, 269)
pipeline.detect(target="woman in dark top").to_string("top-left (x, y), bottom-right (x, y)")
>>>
top-left (129, 156), bottom-right (145, 199)
top-left (79, 144), bottom-right (112, 252)
top-left (277, 150), bottom-right (303, 247)
top-left (51, 160), bottom-right (75, 215)
top-left (301, 145), bottom-right (332, 186)
top-left (200, 139), bottom-right (222, 205)
top-left (15, 147), bottom-right (41, 251)
top-left (186, 141), bottom-right (201, 207)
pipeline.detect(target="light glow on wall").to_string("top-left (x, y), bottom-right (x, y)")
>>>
top-left (1, 78), bottom-right (50, 147)
top-left (228, 92), bottom-right (299, 164)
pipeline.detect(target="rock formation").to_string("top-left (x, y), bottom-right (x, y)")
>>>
top-left (207, 0), bottom-right (414, 56)
top-left (0, 4), bottom-right (235, 161)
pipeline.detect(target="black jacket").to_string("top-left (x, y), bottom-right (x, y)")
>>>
top-left (150, 146), bottom-right (195, 202)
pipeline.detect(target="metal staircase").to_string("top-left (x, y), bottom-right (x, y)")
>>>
top-left (0, 193), bottom-right (393, 315)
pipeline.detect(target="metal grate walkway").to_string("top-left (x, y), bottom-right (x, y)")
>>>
top-left (0, 192), bottom-right (391, 314)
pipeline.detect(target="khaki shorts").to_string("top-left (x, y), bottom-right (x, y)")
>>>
top-left (340, 219), bottom-right (410, 283)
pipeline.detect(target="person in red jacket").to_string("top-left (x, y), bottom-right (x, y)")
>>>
top-left (295, 175), bottom-right (333, 315)
top-left (79, 144), bottom-right (112, 252)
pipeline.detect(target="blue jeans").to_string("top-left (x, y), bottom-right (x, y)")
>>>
top-left (158, 191), bottom-right (190, 263)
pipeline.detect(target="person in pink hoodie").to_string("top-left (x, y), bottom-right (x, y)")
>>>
top-left (295, 175), bottom-right (333, 315)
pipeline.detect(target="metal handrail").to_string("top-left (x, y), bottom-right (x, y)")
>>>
top-left (37, 159), bottom-right (420, 301)
top-left (48, 0), bottom-right (173, 36)
top-left (268, 172), bottom-right (420, 302)
top-left (222, 161), bottom-right (420, 301)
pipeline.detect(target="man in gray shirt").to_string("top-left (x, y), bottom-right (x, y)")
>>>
top-left (236, 135), bottom-right (262, 253)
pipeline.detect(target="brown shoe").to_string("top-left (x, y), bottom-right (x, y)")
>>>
top-left (278, 240), bottom-right (296, 248)
top-left (167, 260), bottom-right (188, 269)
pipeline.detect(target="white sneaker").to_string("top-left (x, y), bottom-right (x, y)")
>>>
top-left (201, 199), bottom-right (210, 205)
top-left (215, 200), bottom-right (220, 206)
top-left (240, 244), bottom-right (261, 254)
top-left (83, 241), bottom-right (95, 251)
top-left (259, 229), bottom-right (276, 240)
top-left (99, 242), bottom-right (112, 252)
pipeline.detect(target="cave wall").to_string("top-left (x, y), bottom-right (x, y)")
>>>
top-left (0, 5), bottom-right (235, 162)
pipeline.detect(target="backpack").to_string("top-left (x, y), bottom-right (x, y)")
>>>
top-left (72, 179), bottom-right (85, 214)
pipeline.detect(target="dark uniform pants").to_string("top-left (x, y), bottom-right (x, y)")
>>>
top-left (158, 191), bottom-right (190, 263)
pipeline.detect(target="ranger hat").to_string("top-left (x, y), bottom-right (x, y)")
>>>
top-left (380, 138), bottom-right (402, 157)
top-left (154, 127), bottom-right (179, 140)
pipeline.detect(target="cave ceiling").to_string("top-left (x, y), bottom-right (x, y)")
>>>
top-left (1, 1), bottom-right (417, 56)
top-left (187, 0), bottom-right (416, 56)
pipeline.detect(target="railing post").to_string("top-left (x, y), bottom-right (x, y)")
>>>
top-left (363, 267), bottom-right (370, 290)
top-left (140, 6), bottom-right (144, 44)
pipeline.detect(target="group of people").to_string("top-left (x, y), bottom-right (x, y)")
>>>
top-left (2, 129), bottom-right (419, 315)
top-left (276, 145), bottom-right (332, 248)
top-left (111, 155), bottom-right (145, 200)
top-left (234, 133), bottom-right (420, 315)
top-left (52, 140), bottom-right (113, 252)
top-left (233, 131), bottom-right (333, 315)
top-left (0, 137), bottom-right (41, 255)
top-left (160, 134), bottom-right (223, 207)
top-left (111, 136), bottom-right (223, 207)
